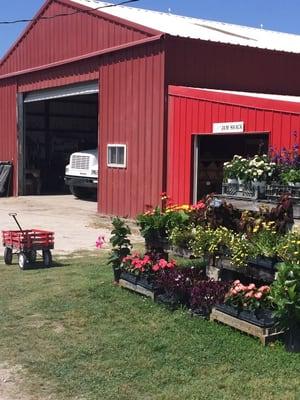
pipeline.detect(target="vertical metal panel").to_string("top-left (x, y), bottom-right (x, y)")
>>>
top-left (99, 41), bottom-right (165, 217)
top-left (0, 0), bottom-right (150, 76)
top-left (167, 88), bottom-right (300, 206)
top-left (0, 81), bottom-right (18, 194)
top-left (165, 36), bottom-right (300, 96)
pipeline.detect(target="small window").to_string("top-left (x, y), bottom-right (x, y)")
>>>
top-left (107, 144), bottom-right (127, 168)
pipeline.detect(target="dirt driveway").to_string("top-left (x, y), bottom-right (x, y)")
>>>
top-left (0, 195), bottom-right (142, 256)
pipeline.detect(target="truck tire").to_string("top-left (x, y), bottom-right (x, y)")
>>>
top-left (70, 185), bottom-right (96, 200)
top-left (69, 185), bottom-right (89, 199)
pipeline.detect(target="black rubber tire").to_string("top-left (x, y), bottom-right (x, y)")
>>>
top-left (43, 250), bottom-right (52, 267)
top-left (69, 185), bottom-right (89, 199)
top-left (18, 252), bottom-right (29, 270)
top-left (70, 185), bottom-right (97, 201)
top-left (4, 247), bottom-right (13, 265)
top-left (28, 250), bottom-right (37, 263)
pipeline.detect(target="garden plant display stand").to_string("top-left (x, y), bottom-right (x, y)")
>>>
top-left (119, 278), bottom-right (158, 300)
top-left (210, 307), bottom-right (284, 346)
top-left (2, 213), bottom-right (54, 270)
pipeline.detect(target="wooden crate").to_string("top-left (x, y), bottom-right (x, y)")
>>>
top-left (119, 279), bottom-right (156, 300)
top-left (210, 308), bottom-right (284, 345)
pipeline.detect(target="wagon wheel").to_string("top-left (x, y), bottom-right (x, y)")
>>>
top-left (28, 250), bottom-right (37, 263)
top-left (42, 250), bottom-right (52, 268)
top-left (18, 252), bottom-right (29, 270)
top-left (4, 247), bottom-right (13, 265)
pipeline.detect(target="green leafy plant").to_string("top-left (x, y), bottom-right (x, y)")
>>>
top-left (169, 225), bottom-right (195, 249)
top-left (223, 155), bottom-right (249, 180)
top-left (190, 226), bottom-right (233, 258)
top-left (279, 168), bottom-right (300, 185)
top-left (136, 206), bottom-right (189, 242)
top-left (108, 217), bottom-right (132, 280)
top-left (251, 226), bottom-right (281, 259)
top-left (269, 262), bottom-right (300, 328)
top-left (277, 231), bottom-right (300, 265)
top-left (229, 233), bottom-right (255, 268)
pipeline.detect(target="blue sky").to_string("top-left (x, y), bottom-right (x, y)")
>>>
top-left (1, 0), bottom-right (300, 58)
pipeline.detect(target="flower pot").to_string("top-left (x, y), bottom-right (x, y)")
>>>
top-left (248, 256), bottom-right (278, 271)
top-left (227, 178), bottom-right (238, 184)
top-left (138, 275), bottom-right (159, 291)
top-left (288, 182), bottom-right (300, 188)
top-left (145, 236), bottom-right (169, 251)
top-left (120, 271), bottom-right (138, 285)
top-left (112, 267), bottom-right (122, 283)
top-left (215, 304), bottom-right (275, 328)
top-left (284, 324), bottom-right (300, 353)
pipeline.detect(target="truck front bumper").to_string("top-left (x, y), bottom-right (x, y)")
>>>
top-left (64, 176), bottom-right (98, 189)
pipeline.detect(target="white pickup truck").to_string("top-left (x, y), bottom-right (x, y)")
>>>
top-left (64, 149), bottom-right (98, 199)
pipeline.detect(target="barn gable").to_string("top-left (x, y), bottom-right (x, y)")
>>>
top-left (0, 0), bottom-right (158, 76)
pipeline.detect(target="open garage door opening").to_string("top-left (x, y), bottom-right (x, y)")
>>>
top-left (20, 82), bottom-right (99, 199)
top-left (193, 133), bottom-right (269, 202)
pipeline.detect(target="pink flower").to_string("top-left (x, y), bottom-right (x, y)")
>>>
top-left (258, 285), bottom-right (270, 293)
top-left (254, 292), bottom-right (263, 300)
top-left (158, 259), bottom-right (168, 269)
top-left (167, 262), bottom-right (175, 269)
top-left (245, 291), bottom-right (254, 298)
top-left (233, 280), bottom-right (240, 285)
top-left (152, 264), bottom-right (160, 272)
top-left (247, 283), bottom-right (256, 290)
top-left (96, 236), bottom-right (105, 249)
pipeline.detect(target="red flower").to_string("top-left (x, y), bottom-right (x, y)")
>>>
top-left (152, 264), bottom-right (160, 272)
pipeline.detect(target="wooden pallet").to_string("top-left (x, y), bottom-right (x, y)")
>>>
top-left (210, 308), bottom-right (284, 345)
top-left (119, 279), bottom-right (156, 300)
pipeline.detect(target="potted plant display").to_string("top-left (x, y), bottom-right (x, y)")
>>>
top-left (121, 253), bottom-right (176, 290)
top-left (247, 154), bottom-right (276, 187)
top-left (269, 262), bottom-right (300, 352)
top-left (248, 225), bottom-right (281, 270)
top-left (279, 168), bottom-right (300, 187)
top-left (216, 280), bottom-right (274, 327)
top-left (190, 280), bottom-right (230, 317)
top-left (136, 203), bottom-right (190, 252)
top-left (223, 155), bottom-right (249, 184)
top-left (108, 217), bottom-right (132, 283)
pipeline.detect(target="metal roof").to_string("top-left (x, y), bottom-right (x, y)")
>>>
top-left (71, 0), bottom-right (300, 54)
top-left (198, 88), bottom-right (300, 103)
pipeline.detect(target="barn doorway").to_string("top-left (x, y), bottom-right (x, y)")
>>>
top-left (19, 81), bottom-right (99, 196)
top-left (192, 133), bottom-right (269, 202)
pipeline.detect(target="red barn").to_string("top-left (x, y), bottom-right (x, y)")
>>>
top-left (0, 0), bottom-right (300, 216)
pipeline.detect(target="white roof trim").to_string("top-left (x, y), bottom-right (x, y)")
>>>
top-left (71, 0), bottom-right (300, 54)
top-left (189, 87), bottom-right (300, 104)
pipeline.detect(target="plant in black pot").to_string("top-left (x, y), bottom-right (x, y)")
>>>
top-left (269, 262), bottom-right (300, 352)
top-left (136, 204), bottom-right (190, 254)
top-left (249, 226), bottom-right (282, 270)
top-left (217, 280), bottom-right (274, 327)
top-left (156, 266), bottom-right (206, 309)
top-left (190, 280), bottom-right (230, 317)
top-left (108, 217), bottom-right (132, 283)
top-left (121, 252), bottom-right (177, 289)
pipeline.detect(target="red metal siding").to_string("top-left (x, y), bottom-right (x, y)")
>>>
top-left (0, 0), bottom-right (151, 76)
top-left (17, 58), bottom-right (99, 92)
top-left (165, 36), bottom-right (300, 96)
top-left (167, 87), bottom-right (300, 205)
top-left (99, 42), bottom-right (165, 217)
top-left (0, 81), bottom-right (17, 193)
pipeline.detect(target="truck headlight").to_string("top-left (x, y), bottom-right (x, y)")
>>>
top-left (65, 166), bottom-right (70, 174)
top-left (91, 170), bottom-right (98, 176)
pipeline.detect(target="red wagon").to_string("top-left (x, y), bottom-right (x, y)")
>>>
top-left (2, 214), bottom-right (54, 269)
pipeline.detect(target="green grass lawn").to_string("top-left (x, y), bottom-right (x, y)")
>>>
top-left (0, 254), bottom-right (299, 400)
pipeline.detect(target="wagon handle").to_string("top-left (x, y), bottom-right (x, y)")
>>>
top-left (9, 213), bottom-right (23, 232)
